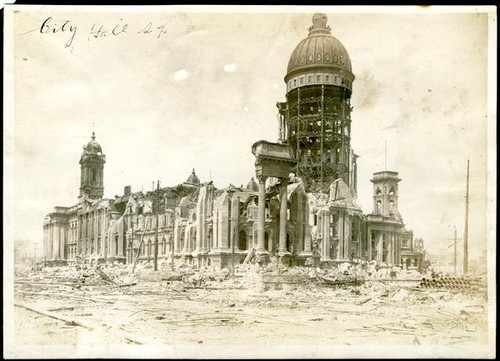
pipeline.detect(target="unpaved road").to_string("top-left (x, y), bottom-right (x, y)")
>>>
top-left (9, 270), bottom-right (491, 358)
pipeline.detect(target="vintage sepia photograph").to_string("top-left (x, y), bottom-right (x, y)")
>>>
top-left (3, 5), bottom-right (496, 359)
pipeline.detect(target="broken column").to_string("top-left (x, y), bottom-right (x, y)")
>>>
top-left (278, 177), bottom-right (288, 255)
top-left (257, 175), bottom-right (268, 254)
top-left (252, 140), bottom-right (297, 266)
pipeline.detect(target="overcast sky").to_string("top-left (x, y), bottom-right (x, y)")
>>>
top-left (5, 6), bottom-right (495, 261)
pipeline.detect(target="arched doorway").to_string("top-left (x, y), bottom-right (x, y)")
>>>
top-left (239, 230), bottom-right (247, 251)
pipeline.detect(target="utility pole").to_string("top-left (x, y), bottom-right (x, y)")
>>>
top-left (153, 180), bottom-right (161, 272)
top-left (453, 227), bottom-right (458, 275)
top-left (232, 232), bottom-right (236, 277)
top-left (227, 186), bottom-right (236, 277)
top-left (129, 205), bottom-right (133, 264)
top-left (463, 160), bottom-right (470, 274)
top-left (447, 226), bottom-right (462, 275)
top-left (171, 199), bottom-right (177, 272)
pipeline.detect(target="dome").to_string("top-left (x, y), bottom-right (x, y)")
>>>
top-left (246, 177), bottom-right (259, 192)
top-left (285, 13), bottom-right (353, 81)
top-left (186, 168), bottom-right (200, 185)
top-left (84, 132), bottom-right (102, 154)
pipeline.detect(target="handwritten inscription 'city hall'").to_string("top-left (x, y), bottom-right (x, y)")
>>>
top-left (21, 17), bottom-right (168, 48)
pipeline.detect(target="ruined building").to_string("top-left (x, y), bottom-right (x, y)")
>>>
top-left (277, 12), bottom-right (357, 194)
top-left (43, 13), bottom-right (426, 270)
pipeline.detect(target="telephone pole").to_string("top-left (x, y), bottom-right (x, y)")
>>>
top-left (447, 226), bottom-right (462, 275)
top-left (152, 180), bottom-right (162, 272)
top-left (463, 160), bottom-right (470, 274)
top-left (171, 199), bottom-right (178, 272)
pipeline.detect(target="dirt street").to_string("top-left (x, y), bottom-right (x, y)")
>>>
top-left (9, 264), bottom-right (491, 358)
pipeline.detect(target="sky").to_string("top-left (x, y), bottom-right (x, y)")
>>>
top-left (5, 6), bottom-right (496, 262)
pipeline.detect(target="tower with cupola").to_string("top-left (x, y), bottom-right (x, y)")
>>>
top-left (277, 13), bottom-right (358, 193)
top-left (371, 171), bottom-right (402, 220)
top-left (79, 132), bottom-right (106, 200)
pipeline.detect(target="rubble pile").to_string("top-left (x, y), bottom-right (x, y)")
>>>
top-left (22, 260), bottom-right (487, 299)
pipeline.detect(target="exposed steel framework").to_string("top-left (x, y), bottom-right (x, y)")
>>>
top-left (278, 84), bottom-right (352, 193)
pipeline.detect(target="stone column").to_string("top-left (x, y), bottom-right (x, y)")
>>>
top-left (338, 213), bottom-right (344, 259)
top-left (256, 175), bottom-right (267, 252)
top-left (126, 232), bottom-right (131, 263)
top-left (387, 233), bottom-right (393, 265)
top-left (391, 232), bottom-right (395, 265)
top-left (377, 232), bottom-right (383, 262)
top-left (367, 227), bottom-right (372, 261)
top-left (296, 193), bottom-right (304, 253)
top-left (304, 200), bottom-right (311, 253)
top-left (278, 178), bottom-right (288, 254)
top-left (173, 210), bottom-right (181, 254)
top-left (231, 195), bottom-right (239, 248)
top-left (213, 206), bottom-right (219, 249)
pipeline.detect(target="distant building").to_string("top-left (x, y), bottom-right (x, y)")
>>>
top-left (400, 229), bottom-right (427, 272)
top-left (43, 13), bottom-right (427, 269)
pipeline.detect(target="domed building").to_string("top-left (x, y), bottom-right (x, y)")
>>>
top-left (42, 13), bottom-right (425, 271)
top-left (245, 177), bottom-right (259, 192)
top-left (278, 13), bottom-right (358, 194)
top-left (83, 131), bottom-right (103, 154)
top-left (184, 168), bottom-right (201, 187)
